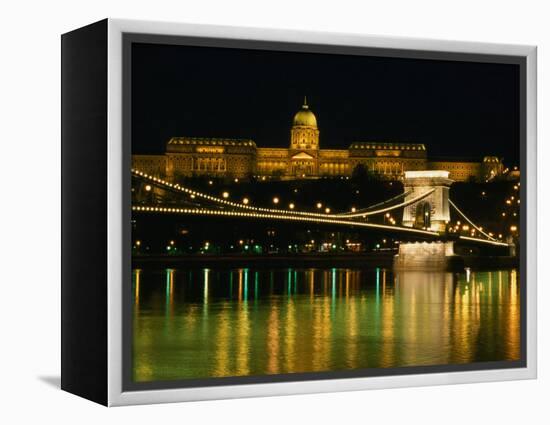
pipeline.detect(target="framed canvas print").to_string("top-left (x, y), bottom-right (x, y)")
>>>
top-left (61, 19), bottom-right (537, 406)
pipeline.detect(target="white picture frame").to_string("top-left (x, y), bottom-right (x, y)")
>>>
top-left (61, 18), bottom-right (537, 406)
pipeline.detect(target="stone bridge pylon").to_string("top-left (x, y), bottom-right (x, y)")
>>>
top-left (401, 170), bottom-right (454, 232)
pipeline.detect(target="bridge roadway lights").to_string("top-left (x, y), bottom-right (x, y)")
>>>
top-left (393, 241), bottom-right (464, 271)
top-left (402, 170), bottom-right (454, 232)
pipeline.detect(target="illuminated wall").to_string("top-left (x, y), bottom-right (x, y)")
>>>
top-left (348, 142), bottom-right (428, 179)
top-left (165, 137), bottom-right (256, 179)
top-left (319, 149), bottom-right (349, 176)
top-left (426, 157), bottom-right (504, 182)
top-left (256, 148), bottom-right (290, 176)
top-left (132, 155), bottom-right (167, 178)
top-left (427, 161), bottom-right (481, 182)
top-left (132, 141), bottom-right (502, 182)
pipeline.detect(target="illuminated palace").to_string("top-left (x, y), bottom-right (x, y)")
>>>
top-left (133, 98), bottom-right (504, 182)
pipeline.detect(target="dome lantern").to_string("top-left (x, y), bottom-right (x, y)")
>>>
top-left (292, 96), bottom-right (318, 128)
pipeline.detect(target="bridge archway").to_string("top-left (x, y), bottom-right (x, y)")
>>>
top-left (414, 201), bottom-right (432, 229)
top-left (402, 171), bottom-right (453, 232)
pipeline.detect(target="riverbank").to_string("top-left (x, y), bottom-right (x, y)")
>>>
top-left (132, 252), bottom-right (518, 270)
top-left (133, 252), bottom-right (396, 268)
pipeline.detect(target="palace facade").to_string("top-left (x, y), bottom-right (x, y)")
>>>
top-left (133, 99), bottom-right (504, 182)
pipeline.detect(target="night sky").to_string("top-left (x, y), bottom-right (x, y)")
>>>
top-left (131, 42), bottom-right (520, 164)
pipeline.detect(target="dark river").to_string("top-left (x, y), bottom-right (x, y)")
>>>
top-left (132, 267), bottom-right (520, 382)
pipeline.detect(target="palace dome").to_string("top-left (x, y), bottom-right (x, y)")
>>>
top-left (293, 97), bottom-right (318, 128)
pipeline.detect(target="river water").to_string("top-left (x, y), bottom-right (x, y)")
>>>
top-left (132, 267), bottom-right (520, 382)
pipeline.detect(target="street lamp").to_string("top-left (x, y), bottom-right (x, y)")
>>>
top-left (316, 202), bottom-right (322, 209)
top-left (222, 191), bottom-right (229, 198)
top-left (242, 197), bottom-right (249, 205)
top-left (272, 197), bottom-right (279, 205)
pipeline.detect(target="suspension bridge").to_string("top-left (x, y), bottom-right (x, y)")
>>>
top-left (131, 168), bottom-right (509, 249)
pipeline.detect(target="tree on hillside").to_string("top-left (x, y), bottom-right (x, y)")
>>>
top-left (351, 164), bottom-right (377, 182)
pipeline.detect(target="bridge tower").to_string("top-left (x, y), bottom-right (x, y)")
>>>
top-left (401, 170), bottom-right (454, 232)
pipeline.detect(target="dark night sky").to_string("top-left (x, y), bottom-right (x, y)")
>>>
top-left (131, 42), bottom-right (520, 164)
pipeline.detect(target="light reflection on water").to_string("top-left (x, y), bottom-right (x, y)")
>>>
top-left (132, 267), bottom-right (520, 382)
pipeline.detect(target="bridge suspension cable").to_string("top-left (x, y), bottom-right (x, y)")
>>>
top-left (334, 189), bottom-right (435, 218)
top-left (133, 169), bottom-right (354, 219)
top-left (449, 198), bottom-right (498, 242)
top-left (334, 190), bottom-right (411, 216)
top-left (133, 204), bottom-right (510, 247)
top-left (132, 169), bottom-right (433, 220)
top-left (132, 205), bottom-right (440, 237)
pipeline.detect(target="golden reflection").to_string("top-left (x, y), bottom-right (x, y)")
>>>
top-left (507, 269), bottom-right (520, 360)
top-left (395, 271), bottom-right (476, 367)
top-left (183, 304), bottom-right (199, 327)
top-left (203, 268), bottom-right (209, 305)
top-left (441, 276), bottom-right (451, 357)
top-left (488, 273), bottom-right (493, 308)
top-left (235, 301), bottom-right (250, 375)
top-left (133, 267), bottom-right (521, 381)
top-left (134, 269), bottom-right (141, 306)
top-left (312, 297), bottom-right (322, 370)
top-left (135, 362), bottom-right (153, 382)
top-left (457, 274), bottom-right (476, 363)
top-left (308, 269), bottom-right (315, 300)
top-left (510, 270), bottom-right (518, 305)
top-left (312, 295), bottom-right (332, 371)
top-left (321, 296), bottom-right (332, 369)
top-left (213, 304), bottom-right (231, 377)
top-left (238, 269), bottom-right (243, 302)
top-left (499, 271), bottom-right (503, 300)
top-left (266, 303), bottom-right (281, 374)
top-left (346, 270), bottom-right (350, 302)
top-left (166, 269), bottom-right (175, 317)
top-left (380, 268), bottom-right (394, 367)
top-left (397, 272), bottom-right (417, 365)
top-left (346, 293), bottom-right (358, 368)
top-left (285, 299), bottom-right (297, 372)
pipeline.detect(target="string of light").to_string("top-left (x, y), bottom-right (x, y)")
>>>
top-left (132, 205), bottom-right (440, 236)
top-left (133, 169), bottom-right (432, 219)
top-left (333, 190), bottom-right (411, 216)
top-left (335, 189), bottom-right (435, 218)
